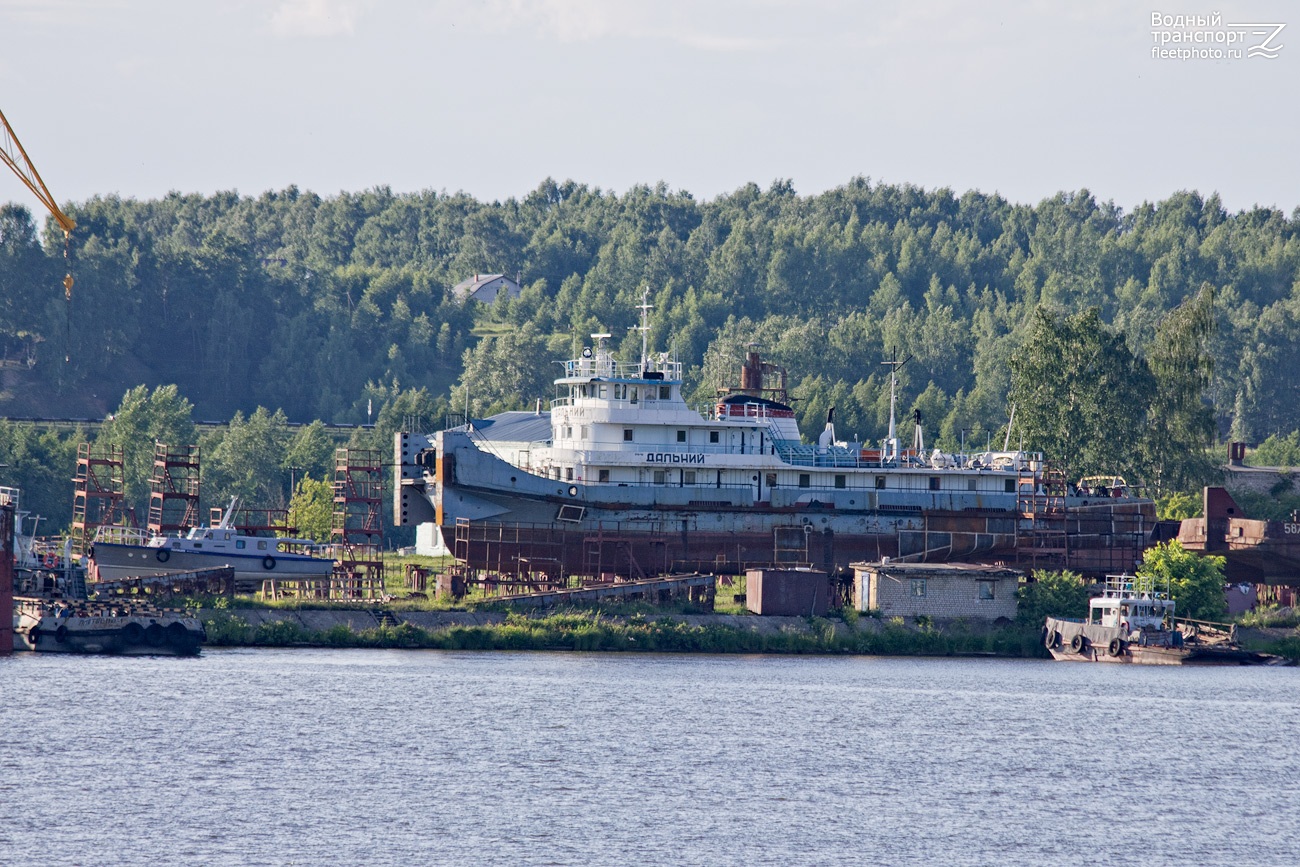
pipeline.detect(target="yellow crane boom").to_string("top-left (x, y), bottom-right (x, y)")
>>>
top-left (0, 107), bottom-right (76, 238)
top-left (1, 107), bottom-right (77, 361)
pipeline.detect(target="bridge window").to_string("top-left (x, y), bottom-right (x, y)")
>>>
top-left (598, 469), bottom-right (610, 483)
top-left (1004, 479), bottom-right (1015, 492)
top-left (710, 431), bottom-right (720, 444)
top-left (834, 474), bottom-right (846, 489)
top-left (929, 477), bottom-right (941, 491)
top-left (660, 386), bottom-right (671, 400)
top-left (684, 471), bottom-right (696, 485)
top-left (677, 430), bottom-right (686, 443)
top-left (875, 476), bottom-right (886, 489)
top-left (565, 467), bottom-right (573, 481)
top-left (624, 429), bottom-right (634, 441)
top-left (798, 474), bottom-right (811, 488)
top-left (653, 470), bottom-right (666, 484)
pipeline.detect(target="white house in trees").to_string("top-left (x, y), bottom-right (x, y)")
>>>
top-left (452, 273), bottom-right (522, 304)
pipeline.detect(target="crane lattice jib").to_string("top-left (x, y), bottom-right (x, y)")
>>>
top-left (0, 108), bottom-right (75, 236)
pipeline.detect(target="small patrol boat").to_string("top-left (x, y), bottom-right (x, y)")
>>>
top-left (1044, 574), bottom-right (1286, 665)
top-left (89, 498), bottom-right (333, 592)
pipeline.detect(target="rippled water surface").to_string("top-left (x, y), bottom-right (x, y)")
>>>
top-left (2, 649), bottom-right (1298, 866)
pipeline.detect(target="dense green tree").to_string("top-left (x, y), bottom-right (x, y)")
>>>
top-left (1250, 430), bottom-right (1300, 467)
top-left (1137, 540), bottom-right (1227, 621)
top-left (96, 385), bottom-right (198, 513)
top-left (449, 326), bottom-right (553, 418)
top-left (283, 421), bottom-right (337, 491)
top-left (288, 475), bottom-right (334, 542)
top-left (1144, 283), bottom-right (1217, 494)
top-left (1015, 570), bottom-right (1091, 627)
top-left (1008, 307), bottom-right (1152, 481)
top-left (204, 407), bottom-right (291, 508)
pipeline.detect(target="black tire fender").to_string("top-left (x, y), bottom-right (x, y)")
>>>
top-left (145, 623), bottom-right (166, 647)
top-left (166, 621), bottom-right (191, 649)
top-left (156, 548), bottom-right (171, 563)
top-left (262, 555), bottom-right (276, 570)
top-left (1070, 633), bottom-right (1088, 654)
top-left (1108, 638), bottom-right (1124, 657)
top-left (122, 622), bottom-right (145, 645)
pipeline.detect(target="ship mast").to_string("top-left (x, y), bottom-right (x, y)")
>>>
top-left (881, 349), bottom-right (911, 463)
top-left (636, 286), bottom-right (652, 372)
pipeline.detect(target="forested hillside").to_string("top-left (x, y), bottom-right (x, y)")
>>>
top-left (2, 177), bottom-right (1299, 530)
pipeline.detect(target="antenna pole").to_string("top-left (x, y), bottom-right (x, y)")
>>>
top-left (637, 286), bottom-right (652, 371)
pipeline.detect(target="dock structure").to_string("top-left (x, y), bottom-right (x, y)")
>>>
top-left (89, 566), bottom-right (236, 601)
top-left (483, 572), bottom-right (716, 610)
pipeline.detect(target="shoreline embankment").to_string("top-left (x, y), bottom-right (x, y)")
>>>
top-left (199, 607), bottom-right (1054, 656)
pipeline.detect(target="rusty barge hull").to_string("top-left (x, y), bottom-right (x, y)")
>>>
top-left (404, 429), bottom-right (1153, 578)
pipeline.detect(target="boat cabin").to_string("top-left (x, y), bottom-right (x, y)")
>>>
top-left (1089, 575), bottom-right (1174, 632)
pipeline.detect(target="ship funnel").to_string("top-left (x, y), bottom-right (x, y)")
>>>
top-left (740, 350), bottom-right (764, 392)
top-left (818, 407), bottom-right (837, 450)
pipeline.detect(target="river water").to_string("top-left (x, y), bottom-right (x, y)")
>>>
top-left (1, 649), bottom-right (1298, 866)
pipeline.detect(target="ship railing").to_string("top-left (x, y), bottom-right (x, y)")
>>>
top-left (93, 525), bottom-right (155, 545)
top-left (562, 357), bottom-right (682, 381)
top-left (578, 479), bottom-right (755, 493)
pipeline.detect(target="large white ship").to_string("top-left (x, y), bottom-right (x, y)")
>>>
top-left (396, 304), bottom-right (1155, 580)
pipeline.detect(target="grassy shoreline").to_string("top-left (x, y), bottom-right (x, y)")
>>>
top-left (201, 607), bottom-right (1053, 657)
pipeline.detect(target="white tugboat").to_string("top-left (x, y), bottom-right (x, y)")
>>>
top-left (1044, 574), bottom-right (1285, 665)
top-left (397, 293), bottom-right (1156, 579)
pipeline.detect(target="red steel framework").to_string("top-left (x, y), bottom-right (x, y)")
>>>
top-left (71, 443), bottom-right (127, 556)
top-left (147, 442), bottom-right (201, 538)
top-left (331, 447), bottom-right (384, 598)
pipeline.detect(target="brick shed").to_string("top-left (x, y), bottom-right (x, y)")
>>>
top-left (851, 562), bottom-right (1021, 621)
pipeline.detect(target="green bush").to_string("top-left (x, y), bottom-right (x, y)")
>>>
top-left (1138, 540), bottom-right (1227, 621)
top-left (1015, 570), bottom-right (1090, 627)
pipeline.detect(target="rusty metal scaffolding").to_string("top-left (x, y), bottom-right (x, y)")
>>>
top-left (452, 518), bottom-right (571, 594)
top-left (71, 443), bottom-right (127, 556)
top-left (331, 447), bottom-right (384, 598)
top-left (1016, 464), bottom-right (1068, 572)
top-left (147, 442), bottom-right (200, 538)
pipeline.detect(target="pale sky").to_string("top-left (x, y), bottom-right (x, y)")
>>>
top-left (1, 0), bottom-right (1296, 213)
